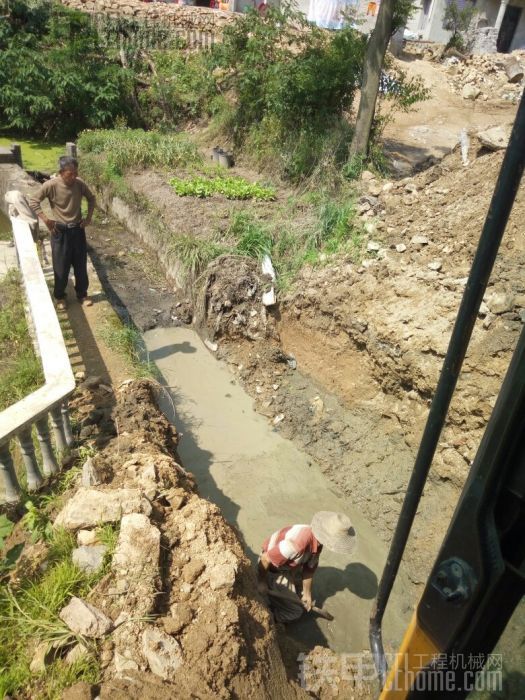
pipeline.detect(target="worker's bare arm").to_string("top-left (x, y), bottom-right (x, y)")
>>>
top-left (257, 552), bottom-right (271, 594)
top-left (301, 569), bottom-right (315, 610)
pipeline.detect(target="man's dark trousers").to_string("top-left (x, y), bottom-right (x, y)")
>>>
top-left (51, 224), bottom-right (89, 300)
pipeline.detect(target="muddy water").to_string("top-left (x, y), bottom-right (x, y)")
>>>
top-left (145, 325), bottom-right (411, 655)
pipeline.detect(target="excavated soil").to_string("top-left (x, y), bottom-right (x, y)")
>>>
top-left (202, 145), bottom-right (523, 589)
top-left (87, 139), bottom-right (524, 598)
top-left (63, 379), bottom-right (308, 699)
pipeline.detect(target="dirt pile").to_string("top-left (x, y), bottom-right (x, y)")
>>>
top-left (198, 255), bottom-right (277, 344)
top-left (442, 51), bottom-right (525, 103)
top-left (53, 379), bottom-right (306, 699)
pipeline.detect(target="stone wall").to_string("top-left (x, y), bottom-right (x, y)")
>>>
top-left (60, 0), bottom-right (237, 42)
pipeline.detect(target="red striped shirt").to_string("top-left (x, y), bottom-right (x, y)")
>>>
top-left (262, 524), bottom-right (322, 572)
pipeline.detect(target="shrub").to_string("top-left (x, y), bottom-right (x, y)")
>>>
top-left (0, 0), bottom-right (135, 138)
top-left (443, 0), bottom-right (477, 52)
top-left (211, 4), bottom-right (365, 181)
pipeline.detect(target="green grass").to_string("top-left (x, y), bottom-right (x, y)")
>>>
top-left (78, 128), bottom-right (202, 175)
top-left (100, 316), bottom-right (159, 379)
top-left (171, 235), bottom-right (230, 279)
top-left (0, 270), bottom-right (44, 410)
top-left (0, 559), bottom-right (100, 698)
top-left (0, 136), bottom-right (63, 173)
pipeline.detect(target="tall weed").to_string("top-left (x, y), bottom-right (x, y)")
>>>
top-left (78, 128), bottom-right (202, 174)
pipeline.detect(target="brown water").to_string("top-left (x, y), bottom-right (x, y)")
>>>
top-left (145, 325), bottom-right (411, 656)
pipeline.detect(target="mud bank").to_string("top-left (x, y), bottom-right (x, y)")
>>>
top-left (52, 379), bottom-right (308, 698)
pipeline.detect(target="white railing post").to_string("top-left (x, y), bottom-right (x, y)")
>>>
top-left (61, 401), bottom-right (74, 447)
top-left (18, 427), bottom-right (43, 491)
top-left (0, 213), bottom-right (75, 504)
top-left (35, 414), bottom-right (59, 476)
top-left (0, 442), bottom-right (21, 503)
top-left (50, 406), bottom-right (69, 453)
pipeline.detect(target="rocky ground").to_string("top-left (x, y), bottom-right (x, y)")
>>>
top-left (6, 378), bottom-right (312, 699)
top-left (442, 50), bottom-right (525, 104)
top-left (192, 136), bottom-right (524, 588)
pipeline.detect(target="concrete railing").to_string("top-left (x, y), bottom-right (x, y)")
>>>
top-left (0, 217), bottom-right (75, 504)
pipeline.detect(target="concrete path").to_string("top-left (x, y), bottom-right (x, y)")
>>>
top-left (144, 326), bottom-right (410, 655)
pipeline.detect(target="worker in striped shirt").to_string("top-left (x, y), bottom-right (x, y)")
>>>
top-left (258, 511), bottom-right (357, 622)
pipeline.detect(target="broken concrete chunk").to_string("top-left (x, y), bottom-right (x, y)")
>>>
top-left (113, 513), bottom-right (160, 591)
top-left (462, 83), bottom-right (480, 100)
top-left (60, 597), bottom-right (113, 638)
top-left (411, 235), bottom-right (429, 245)
top-left (208, 562), bottom-right (237, 590)
top-left (367, 241), bottom-right (381, 252)
top-left (72, 545), bottom-right (107, 574)
top-left (477, 126), bottom-right (511, 151)
top-left (427, 260), bottom-right (442, 271)
top-left (141, 627), bottom-right (183, 679)
top-left (367, 180), bottom-right (383, 197)
top-left (54, 488), bottom-right (151, 530)
top-left (81, 457), bottom-right (101, 487)
top-left (395, 244), bottom-right (407, 253)
top-left (65, 642), bottom-right (89, 666)
top-left (30, 642), bottom-right (50, 673)
top-left (77, 530), bottom-right (98, 546)
top-left (486, 292), bottom-right (515, 315)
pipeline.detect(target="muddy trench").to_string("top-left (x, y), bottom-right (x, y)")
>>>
top-left (83, 170), bottom-right (525, 687)
top-left (86, 198), bottom-right (459, 592)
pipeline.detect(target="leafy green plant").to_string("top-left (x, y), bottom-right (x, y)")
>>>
top-left (22, 500), bottom-right (53, 543)
top-left (169, 175), bottom-right (276, 201)
top-left (0, 0), bottom-right (135, 138)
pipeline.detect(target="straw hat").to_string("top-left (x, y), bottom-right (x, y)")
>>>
top-left (311, 511), bottom-right (357, 555)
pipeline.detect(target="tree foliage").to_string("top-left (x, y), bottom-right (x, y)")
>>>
top-left (443, 0), bottom-right (477, 52)
top-left (0, 0), bottom-right (135, 138)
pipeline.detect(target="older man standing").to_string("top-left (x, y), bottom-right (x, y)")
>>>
top-left (30, 156), bottom-right (96, 309)
top-left (258, 511), bottom-right (357, 622)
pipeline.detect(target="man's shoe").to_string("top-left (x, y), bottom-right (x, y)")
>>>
top-left (56, 299), bottom-right (67, 311)
top-left (79, 297), bottom-right (93, 307)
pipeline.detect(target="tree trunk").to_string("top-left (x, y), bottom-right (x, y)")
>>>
top-left (349, 0), bottom-right (395, 159)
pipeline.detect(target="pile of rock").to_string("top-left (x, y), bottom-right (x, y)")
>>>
top-left (443, 51), bottom-right (525, 103)
top-left (23, 379), bottom-right (303, 699)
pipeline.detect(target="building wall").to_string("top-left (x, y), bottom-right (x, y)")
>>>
top-left (421, 0), bottom-right (452, 41)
